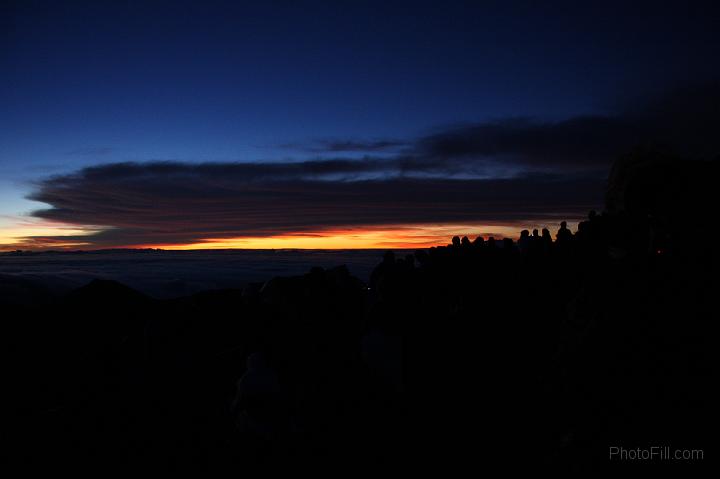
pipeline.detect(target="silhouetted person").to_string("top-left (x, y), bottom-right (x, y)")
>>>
top-left (518, 229), bottom-right (531, 254)
top-left (556, 221), bottom-right (573, 244)
top-left (528, 229), bottom-right (542, 257)
top-left (541, 228), bottom-right (553, 254)
top-left (502, 238), bottom-right (516, 259)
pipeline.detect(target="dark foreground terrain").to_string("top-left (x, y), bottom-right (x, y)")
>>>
top-left (9, 153), bottom-right (716, 472)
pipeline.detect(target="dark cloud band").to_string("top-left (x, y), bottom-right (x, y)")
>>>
top-left (27, 163), bottom-right (603, 246)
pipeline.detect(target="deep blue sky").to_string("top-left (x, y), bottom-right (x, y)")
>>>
top-left (1, 1), bottom-right (718, 248)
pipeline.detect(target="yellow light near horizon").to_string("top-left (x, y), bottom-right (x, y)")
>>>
top-left (0, 221), bottom-right (97, 251)
top-left (153, 224), bottom-right (526, 250)
top-left (1, 220), bottom-right (580, 251)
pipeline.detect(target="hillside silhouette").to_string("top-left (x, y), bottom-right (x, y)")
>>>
top-left (9, 151), bottom-right (715, 472)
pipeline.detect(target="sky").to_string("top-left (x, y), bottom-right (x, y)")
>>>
top-left (1, 0), bottom-right (719, 250)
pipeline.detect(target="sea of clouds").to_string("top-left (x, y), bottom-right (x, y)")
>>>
top-left (0, 249), bottom-right (398, 302)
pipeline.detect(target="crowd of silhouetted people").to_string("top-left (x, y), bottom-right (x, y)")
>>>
top-left (10, 154), bottom-right (716, 472)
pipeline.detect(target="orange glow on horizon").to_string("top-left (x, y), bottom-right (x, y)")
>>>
top-left (2, 221), bottom-right (579, 251)
top-left (141, 224), bottom-right (527, 250)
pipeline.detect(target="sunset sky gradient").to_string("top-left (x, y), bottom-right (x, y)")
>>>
top-left (1, 1), bottom-right (718, 250)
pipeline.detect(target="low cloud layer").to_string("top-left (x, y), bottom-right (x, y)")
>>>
top-left (27, 164), bottom-right (603, 246)
top-left (12, 82), bottom-right (719, 249)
